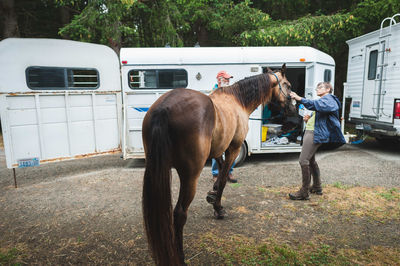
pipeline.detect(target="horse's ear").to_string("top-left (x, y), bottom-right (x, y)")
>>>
top-left (266, 67), bottom-right (272, 73)
top-left (281, 63), bottom-right (287, 77)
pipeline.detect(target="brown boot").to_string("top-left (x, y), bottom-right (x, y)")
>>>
top-left (289, 165), bottom-right (311, 200)
top-left (309, 161), bottom-right (323, 195)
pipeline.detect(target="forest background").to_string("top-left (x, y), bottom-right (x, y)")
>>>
top-left (1, 0), bottom-right (400, 99)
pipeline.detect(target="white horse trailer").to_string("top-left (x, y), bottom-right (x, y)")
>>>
top-left (344, 14), bottom-right (400, 142)
top-left (0, 38), bottom-right (122, 169)
top-left (0, 38), bottom-right (335, 170)
top-left (120, 46), bottom-right (335, 164)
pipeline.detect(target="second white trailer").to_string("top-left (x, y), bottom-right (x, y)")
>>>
top-left (120, 46), bottom-right (335, 164)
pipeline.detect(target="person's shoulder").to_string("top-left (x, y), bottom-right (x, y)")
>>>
top-left (321, 94), bottom-right (335, 101)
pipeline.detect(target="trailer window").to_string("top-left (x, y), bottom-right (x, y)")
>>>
top-left (26, 67), bottom-right (99, 90)
top-left (324, 69), bottom-right (331, 82)
top-left (128, 69), bottom-right (188, 89)
top-left (367, 50), bottom-right (378, 80)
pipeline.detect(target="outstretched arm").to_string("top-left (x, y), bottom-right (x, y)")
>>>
top-left (300, 97), bottom-right (338, 113)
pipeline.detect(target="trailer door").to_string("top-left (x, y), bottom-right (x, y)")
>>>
top-left (305, 64), bottom-right (316, 99)
top-left (361, 43), bottom-right (380, 117)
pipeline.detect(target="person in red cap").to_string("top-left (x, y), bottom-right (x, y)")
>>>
top-left (211, 70), bottom-right (237, 183)
top-left (213, 70), bottom-right (233, 90)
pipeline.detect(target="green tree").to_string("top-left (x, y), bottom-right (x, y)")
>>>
top-left (58, 0), bottom-right (136, 53)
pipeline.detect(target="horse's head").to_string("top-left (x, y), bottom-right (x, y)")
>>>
top-left (268, 64), bottom-right (296, 115)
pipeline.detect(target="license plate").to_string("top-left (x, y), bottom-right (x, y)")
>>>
top-left (18, 158), bottom-right (40, 168)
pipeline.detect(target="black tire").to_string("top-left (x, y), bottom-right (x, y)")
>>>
top-left (234, 142), bottom-right (247, 167)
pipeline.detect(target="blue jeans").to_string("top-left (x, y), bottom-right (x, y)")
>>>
top-left (211, 158), bottom-right (235, 176)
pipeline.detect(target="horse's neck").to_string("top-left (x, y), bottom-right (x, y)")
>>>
top-left (210, 93), bottom-right (245, 115)
top-left (209, 94), bottom-right (250, 154)
top-left (216, 95), bottom-right (267, 119)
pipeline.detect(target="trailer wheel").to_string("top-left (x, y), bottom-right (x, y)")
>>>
top-left (234, 142), bottom-right (247, 167)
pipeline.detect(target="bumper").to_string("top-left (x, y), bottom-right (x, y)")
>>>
top-left (351, 118), bottom-right (400, 137)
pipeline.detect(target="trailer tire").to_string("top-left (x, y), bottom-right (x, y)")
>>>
top-left (234, 142), bottom-right (247, 167)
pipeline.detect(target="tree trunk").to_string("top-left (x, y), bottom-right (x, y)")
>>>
top-left (1, 0), bottom-right (19, 39)
top-left (59, 6), bottom-right (71, 39)
top-left (196, 24), bottom-right (209, 47)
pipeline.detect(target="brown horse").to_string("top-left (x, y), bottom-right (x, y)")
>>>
top-left (142, 64), bottom-right (294, 265)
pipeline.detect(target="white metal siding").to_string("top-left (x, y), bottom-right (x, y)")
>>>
top-left (2, 93), bottom-right (121, 168)
top-left (0, 38), bottom-right (122, 168)
top-left (346, 22), bottom-right (400, 124)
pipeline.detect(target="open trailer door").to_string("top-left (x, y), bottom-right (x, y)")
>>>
top-left (0, 38), bottom-right (122, 169)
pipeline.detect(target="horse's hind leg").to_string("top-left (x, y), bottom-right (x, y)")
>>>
top-left (174, 166), bottom-right (202, 264)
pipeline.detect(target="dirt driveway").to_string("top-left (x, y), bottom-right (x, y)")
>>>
top-left (0, 141), bottom-right (399, 265)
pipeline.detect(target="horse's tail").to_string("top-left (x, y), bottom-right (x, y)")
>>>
top-left (142, 109), bottom-right (180, 265)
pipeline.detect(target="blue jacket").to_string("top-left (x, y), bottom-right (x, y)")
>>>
top-left (300, 94), bottom-right (346, 144)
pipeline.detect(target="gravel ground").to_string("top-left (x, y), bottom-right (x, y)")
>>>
top-left (0, 141), bottom-right (399, 264)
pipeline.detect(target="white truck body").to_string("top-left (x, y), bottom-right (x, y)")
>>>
top-left (344, 14), bottom-right (400, 139)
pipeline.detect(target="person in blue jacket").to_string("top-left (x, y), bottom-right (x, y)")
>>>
top-left (288, 82), bottom-right (345, 200)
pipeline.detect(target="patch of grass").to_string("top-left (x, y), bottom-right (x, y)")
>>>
top-left (0, 248), bottom-right (20, 265)
top-left (257, 187), bottom-right (266, 192)
top-left (194, 233), bottom-right (351, 265)
top-left (378, 188), bottom-right (399, 201)
top-left (305, 244), bottom-right (333, 265)
top-left (332, 181), bottom-right (350, 190)
top-left (194, 233), bottom-right (400, 265)
top-left (321, 186), bottom-right (400, 221)
top-left (230, 183), bottom-right (241, 189)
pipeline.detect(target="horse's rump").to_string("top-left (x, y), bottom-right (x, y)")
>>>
top-left (145, 88), bottom-right (215, 161)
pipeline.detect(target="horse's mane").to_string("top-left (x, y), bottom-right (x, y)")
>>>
top-left (218, 73), bottom-right (272, 109)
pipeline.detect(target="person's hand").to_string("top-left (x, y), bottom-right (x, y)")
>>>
top-left (303, 114), bottom-right (310, 122)
top-left (290, 92), bottom-right (302, 101)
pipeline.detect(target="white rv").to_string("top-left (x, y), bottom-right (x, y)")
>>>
top-left (344, 14), bottom-right (400, 142)
top-left (0, 38), bottom-right (335, 169)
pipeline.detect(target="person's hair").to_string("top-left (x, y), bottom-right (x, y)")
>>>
top-left (317, 82), bottom-right (333, 93)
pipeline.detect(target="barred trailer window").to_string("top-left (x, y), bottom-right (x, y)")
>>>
top-left (128, 69), bottom-right (188, 89)
top-left (26, 67), bottom-right (99, 90)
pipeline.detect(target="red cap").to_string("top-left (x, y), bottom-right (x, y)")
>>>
top-left (216, 71), bottom-right (233, 79)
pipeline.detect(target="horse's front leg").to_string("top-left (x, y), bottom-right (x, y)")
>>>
top-left (207, 148), bottom-right (240, 219)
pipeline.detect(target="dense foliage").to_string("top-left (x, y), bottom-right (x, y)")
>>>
top-left (1, 0), bottom-right (400, 95)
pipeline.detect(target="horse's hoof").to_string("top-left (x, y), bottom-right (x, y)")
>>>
top-left (206, 191), bottom-right (217, 204)
top-left (214, 208), bottom-right (226, 219)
